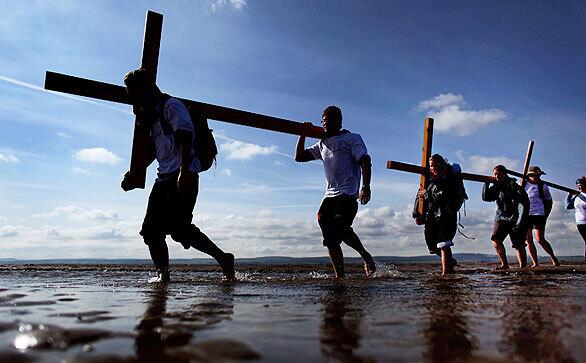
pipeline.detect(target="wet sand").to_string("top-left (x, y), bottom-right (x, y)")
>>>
top-left (0, 262), bottom-right (585, 362)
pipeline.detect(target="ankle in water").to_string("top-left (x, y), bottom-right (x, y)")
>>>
top-left (148, 268), bottom-right (170, 283)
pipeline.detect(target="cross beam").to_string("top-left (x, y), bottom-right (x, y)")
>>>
top-left (44, 10), bottom-right (323, 188)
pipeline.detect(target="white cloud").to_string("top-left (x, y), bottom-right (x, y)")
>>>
top-left (72, 147), bottom-right (123, 165)
top-left (220, 168), bottom-right (233, 177)
top-left (220, 140), bottom-right (278, 160)
top-left (455, 151), bottom-right (520, 175)
top-left (57, 132), bottom-right (72, 139)
top-left (0, 225), bottom-right (19, 237)
top-left (210, 0), bottom-right (247, 12)
top-left (72, 167), bottom-right (103, 176)
top-left (33, 205), bottom-right (120, 222)
top-left (416, 93), bottom-right (507, 136)
top-left (0, 152), bottom-right (19, 163)
top-left (416, 93), bottom-right (464, 111)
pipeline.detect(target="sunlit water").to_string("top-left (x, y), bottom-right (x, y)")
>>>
top-left (0, 263), bottom-right (584, 362)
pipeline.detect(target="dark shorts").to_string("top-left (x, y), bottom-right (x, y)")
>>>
top-left (578, 224), bottom-right (586, 242)
top-left (424, 213), bottom-right (457, 255)
top-left (491, 220), bottom-right (528, 249)
top-left (527, 215), bottom-right (547, 230)
top-left (317, 194), bottom-right (358, 247)
top-left (140, 172), bottom-right (202, 249)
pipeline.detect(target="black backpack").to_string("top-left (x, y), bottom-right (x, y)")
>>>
top-left (160, 94), bottom-right (217, 172)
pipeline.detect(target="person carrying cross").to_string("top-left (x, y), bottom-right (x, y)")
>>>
top-left (121, 68), bottom-right (235, 283)
top-left (482, 165), bottom-right (529, 270)
top-left (565, 176), bottom-right (586, 262)
top-left (413, 154), bottom-right (466, 274)
top-left (524, 166), bottom-right (560, 267)
top-left (295, 105), bottom-right (376, 278)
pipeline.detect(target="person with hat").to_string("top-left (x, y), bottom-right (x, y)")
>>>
top-left (565, 176), bottom-right (586, 261)
top-left (524, 166), bottom-right (560, 267)
top-left (482, 165), bottom-right (529, 270)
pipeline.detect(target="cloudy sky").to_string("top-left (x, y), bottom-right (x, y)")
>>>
top-left (1, 0), bottom-right (585, 260)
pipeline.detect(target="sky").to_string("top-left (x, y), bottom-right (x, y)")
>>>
top-left (1, 0), bottom-right (585, 260)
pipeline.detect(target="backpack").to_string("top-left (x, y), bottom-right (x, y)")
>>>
top-left (448, 163), bottom-right (468, 212)
top-left (160, 94), bottom-right (217, 172)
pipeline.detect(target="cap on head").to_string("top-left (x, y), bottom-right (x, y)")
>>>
top-left (527, 166), bottom-right (546, 176)
top-left (576, 176), bottom-right (586, 186)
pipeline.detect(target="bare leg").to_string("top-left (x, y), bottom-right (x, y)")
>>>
top-left (441, 247), bottom-right (454, 274)
top-left (526, 230), bottom-right (539, 267)
top-left (327, 245), bottom-right (345, 278)
top-left (515, 247), bottom-right (527, 268)
top-left (342, 231), bottom-right (376, 276)
top-left (534, 229), bottom-right (560, 266)
top-left (190, 233), bottom-right (235, 279)
top-left (492, 240), bottom-right (509, 270)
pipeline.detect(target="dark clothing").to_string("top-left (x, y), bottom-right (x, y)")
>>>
top-left (413, 168), bottom-right (464, 254)
top-left (424, 213), bottom-right (457, 255)
top-left (140, 171), bottom-right (202, 249)
top-left (527, 215), bottom-right (547, 230)
top-left (482, 177), bottom-right (529, 224)
top-left (578, 224), bottom-right (586, 243)
top-left (317, 194), bottom-right (358, 247)
top-left (491, 220), bottom-right (528, 248)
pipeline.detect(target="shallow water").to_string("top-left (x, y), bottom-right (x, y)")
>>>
top-left (0, 264), bottom-right (584, 362)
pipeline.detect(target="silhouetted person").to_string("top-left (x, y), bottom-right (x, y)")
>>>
top-left (482, 165), bottom-right (529, 269)
top-left (122, 68), bottom-right (234, 282)
top-left (565, 176), bottom-right (586, 261)
top-left (413, 154), bottom-right (466, 274)
top-left (524, 166), bottom-right (560, 267)
top-left (295, 105), bottom-right (375, 278)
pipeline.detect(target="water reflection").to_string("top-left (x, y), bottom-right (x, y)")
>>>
top-left (319, 284), bottom-right (373, 362)
top-left (134, 284), bottom-right (235, 361)
top-left (500, 276), bottom-right (575, 362)
top-left (421, 277), bottom-right (477, 363)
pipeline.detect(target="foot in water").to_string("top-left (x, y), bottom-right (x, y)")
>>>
top-left (495, 265), bottom-right (509, 271)
top-left (148, 268), bottom-right (170, 283)
top-left (220, 253), bottom-right (235, 281)
top-left (364, 255), bottom-right (376, 276)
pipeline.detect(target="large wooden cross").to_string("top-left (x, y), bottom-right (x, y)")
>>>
top-left (387, 119), bottom-right (578, 201)
top-left (44, 10), bottom-right (323, 188)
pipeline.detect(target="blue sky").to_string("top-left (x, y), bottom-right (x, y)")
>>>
top-left (1, 0), bottom-right (585, 259)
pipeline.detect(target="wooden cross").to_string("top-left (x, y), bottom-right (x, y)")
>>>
top-left (44, 10), bottom-right (324, 188)
top-left (387, 120), bottom-right (578, 194)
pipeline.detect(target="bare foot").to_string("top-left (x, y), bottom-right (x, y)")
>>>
top-left (364, 255), bottom-right (376, 276)
top-left (531, 263), bottom-right (539, 268)
top-left (442, 269), bottom-right (455, 275)
top-left (552, 259), bottom-right (560, 267)
top-left (495, 265), bottom-right (509, 271)
top-left (220, 253), bottom-right (235, 281)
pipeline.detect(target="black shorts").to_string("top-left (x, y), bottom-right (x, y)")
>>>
top-left (578, 224), bottom-right (586, 242)
top-left (423, 213), bottom-right (457, 255)
top-left (317, 194), bottom-right (358, 247)
top-left (140, 172), bottom-right (202, 248)
top-left (527, 215), bottom-right (547, 230)
top-left (491, 220), bottom-right (528, 249)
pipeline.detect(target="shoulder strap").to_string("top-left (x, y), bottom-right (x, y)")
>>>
top-left (538, 180), bottom-right (546, 201)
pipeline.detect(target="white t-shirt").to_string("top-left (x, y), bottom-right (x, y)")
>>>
top-left (524, 181), bottom-right (552, 216)
top-left (152, 97), bottom-right (201, 176)
top-left (567, 192), bottom-right (586, 225)
top-left (307, 130), bottom-right (367, 198)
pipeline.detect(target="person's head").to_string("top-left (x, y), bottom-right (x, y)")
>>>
top-left (322, 105), bottom-right (343, 136)
top-left (527, 166), bottom-right (545, 183)
top-left (124, 68), bottom-right (160, 106)
top-left (576, 176), bottom-right (586, 192)
top-left (493, 164), bottom-right (508, 182)
top-left (429, 154), bottom-right (448, 178)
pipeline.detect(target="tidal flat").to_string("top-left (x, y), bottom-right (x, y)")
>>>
top-left (0, 262), bottom-right (584, 362)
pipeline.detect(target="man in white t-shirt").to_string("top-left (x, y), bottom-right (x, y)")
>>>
top-left (295, 105), bottom-right (375, 278)
top-left (121, 68), bottom-right (235, 282)
top-left (524, 166), bottom-right (560, 267)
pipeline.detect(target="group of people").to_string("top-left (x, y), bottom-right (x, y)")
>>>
top-left (121, 68), bottom-right (586, 281)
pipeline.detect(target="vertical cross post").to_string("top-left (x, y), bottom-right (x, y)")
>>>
top-left (128, 10), bottom-right (163, 189)
top-left (418, 117), bottom-right (434, 215)
top-left (519, 140), bottom-right (534, 188)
